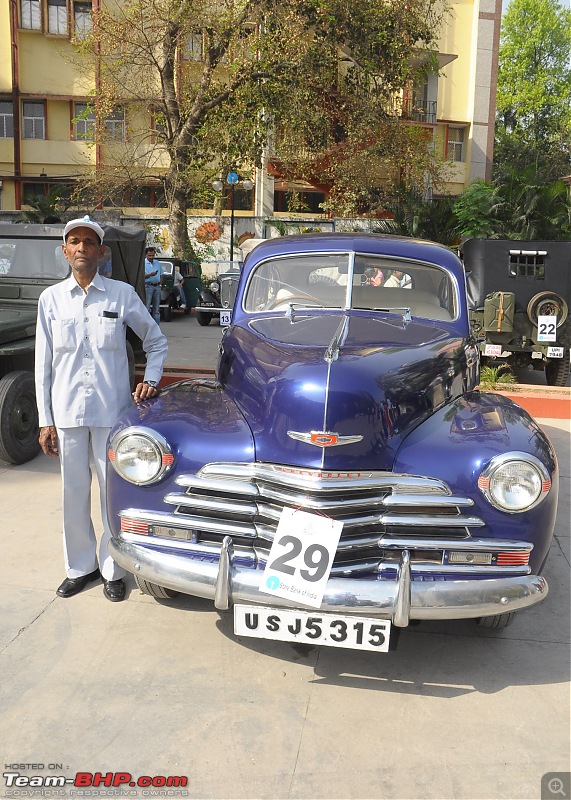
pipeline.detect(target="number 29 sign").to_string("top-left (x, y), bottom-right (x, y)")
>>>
top-left (261, 507), bottom-right (343, 608)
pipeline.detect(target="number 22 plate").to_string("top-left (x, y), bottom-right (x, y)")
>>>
top-left (234, 604), bottom-right (391, 652)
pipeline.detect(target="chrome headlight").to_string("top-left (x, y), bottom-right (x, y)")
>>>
top-left (210, 281), bottom-right (220, 293)
top-left (109, 427), bottom-right (174, 485)
top-left (478, 452), bottom-right (552, 513)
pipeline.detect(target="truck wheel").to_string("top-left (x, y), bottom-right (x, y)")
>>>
top-left (0, 371), bottom-right (41, 465)
top-left (475, 612), bottom-right (516, 630)
top-left (196, 311), bottom-right (212, 326)
top-left (545, 351), bottom-right (570, 386)
top-left (134, 574), bottom-right (179, 599)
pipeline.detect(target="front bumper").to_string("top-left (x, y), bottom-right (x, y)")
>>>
top-left (109, 535), bottom-right (548, 626)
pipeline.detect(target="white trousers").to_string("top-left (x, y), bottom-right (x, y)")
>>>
top-left (57, 426), bottom-right (126, 581)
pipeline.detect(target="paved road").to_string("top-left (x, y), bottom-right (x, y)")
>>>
top-left (1, 312), bottom-right (569, 800)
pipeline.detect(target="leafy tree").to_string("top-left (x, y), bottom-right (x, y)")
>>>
top-left (452, 179), bottom-right (501, 240)
top-left (373, 186), bottom-right (459, 246)
top-left (495, 0), bottom-right (571, 183)
top-left (73, 0), bottom-right (445, 254)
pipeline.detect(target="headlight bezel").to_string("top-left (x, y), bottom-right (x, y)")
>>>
top-left (478, 451), bottom-right (552, 513)
top-left (109, 426), bottom-right (174, 486)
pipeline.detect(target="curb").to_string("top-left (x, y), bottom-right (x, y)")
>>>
top-left (495, 385), bottom-right (571, 420)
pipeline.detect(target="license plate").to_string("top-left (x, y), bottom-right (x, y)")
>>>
top-left (484, 344), bottom-right (503, 357)
top-left (234, 604), bottom-right (391, 652)
top-left (547, 346), bottom-right (564, 358)
top-left (220, 310), bottom-right (231, 326)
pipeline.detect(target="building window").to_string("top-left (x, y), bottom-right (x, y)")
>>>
top-left (508, 250), bottom-right (546, 279)
top-left (73, 1), bottom-right (92, 37)
top-left (183, 32), bottom-right (203, 61)
top-left (0, 101), bottom-right (14, 138)
top-left (447, 127), bottom-right (465, 162)
top-left (129, 186), bottom-right (152, 207)
top-left (73, 102), bottom-right (95, 140)
top-left (105, 107), bottom-right (125, 140)
top-left (48, 0), bottom-right (67, 34)
top-left (22, 182), bottom-right (48, 204)
top-left (20, 0), bottom-right (41, 29)
top-left (22, 101), bottom-right (45, 139)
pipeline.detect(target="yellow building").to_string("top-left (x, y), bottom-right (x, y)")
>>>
top-left (0, 0), bottom-right (502, 217)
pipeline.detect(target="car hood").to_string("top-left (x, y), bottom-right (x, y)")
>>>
top-left (0, 306), bottom-right (37, 345)
top-left (218, 313), bottom-right (473, 470)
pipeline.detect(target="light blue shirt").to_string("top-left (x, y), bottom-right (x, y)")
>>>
top-left (144, 258), bottom-right (161, 284)
top-left (35, 272), bottom-right (168, 428)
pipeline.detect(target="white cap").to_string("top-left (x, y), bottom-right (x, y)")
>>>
top-left (63, 215), bottom-right (105, 243)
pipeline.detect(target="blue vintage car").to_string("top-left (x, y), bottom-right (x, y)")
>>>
top-left (107, 234), bottom-right (558, 652)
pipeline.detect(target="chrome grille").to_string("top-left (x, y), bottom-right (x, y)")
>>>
top-left (157, 462), bottom-right (486, 576)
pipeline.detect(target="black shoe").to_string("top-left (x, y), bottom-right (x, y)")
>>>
top-left (57, 568), bottom-right (100, 598)
top-left (103, 579), bottom-right (126, 602)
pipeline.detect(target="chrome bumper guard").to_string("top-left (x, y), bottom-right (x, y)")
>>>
top-left (109, 535), bottom-right (548, 627)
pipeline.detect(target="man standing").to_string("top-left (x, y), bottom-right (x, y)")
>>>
top-left (144, 246), bottom-right (162, 323)
top-left (35, 216), bottom-right (168, 602)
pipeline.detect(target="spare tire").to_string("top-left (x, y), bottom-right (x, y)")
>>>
top-left (527, 292), bottom-right (568, 327)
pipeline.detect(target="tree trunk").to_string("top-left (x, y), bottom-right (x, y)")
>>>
top-left (168, 184), bottom-right (198, 263)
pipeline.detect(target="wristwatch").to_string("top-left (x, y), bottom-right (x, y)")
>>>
top-left (144, 380), bottom-right (158, 388)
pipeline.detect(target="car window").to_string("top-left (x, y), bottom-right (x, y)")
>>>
top-left (244, 253), bottom-right (456, 321)
top-left (0, 238), bottom-right (69, 279)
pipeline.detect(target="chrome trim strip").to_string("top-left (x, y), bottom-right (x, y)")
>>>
top-left (255, 502), bottom-right (483, 529)
top-left (383, 495), bottom-right (474, 508)
top-left (119, 509), bottom-right (257, 538)
top-left (109, 537), bottom-right (548, 621)
top-left (196, 464), bottom-right (451, 494)
top-left (377, 536), bottom-right (532, 551)
top-left (163, 492), bottom-right (258, 516)
top-left (214, 536), bottom-right (233, 610)
top-left (175, 475), bottom-right (258, 496)
top-left (393, 550), bottom-right (411, 627)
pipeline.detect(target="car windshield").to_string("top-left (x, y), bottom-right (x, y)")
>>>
top-left (243, 253), bottom-right (456, 321)
top-left (0, 238), bottom-right (70, 279)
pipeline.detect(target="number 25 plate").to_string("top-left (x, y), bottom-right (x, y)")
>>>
top-left (234, 604), bottom-right (391, 652)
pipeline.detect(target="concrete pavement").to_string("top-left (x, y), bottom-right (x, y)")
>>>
top-left (1, 312), bottom-right (569, 800)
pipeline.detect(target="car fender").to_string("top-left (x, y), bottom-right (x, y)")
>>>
top-left (106, 380), bottom-right (254, 533)
top-left (393, 391), bottom-right (558, 571)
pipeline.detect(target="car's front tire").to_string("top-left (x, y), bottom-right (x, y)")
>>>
top-left (134, 574), bottom-right (179, 599)
top-left (475, 612), bottom-right (516, 629)
top-left (196, 311), bottom-right (213, 326)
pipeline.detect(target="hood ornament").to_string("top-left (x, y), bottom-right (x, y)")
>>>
top-left (287, 430), bottom-right (363, 448)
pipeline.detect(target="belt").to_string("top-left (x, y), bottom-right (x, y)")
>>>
top-left (146, 282), bottom-right (160, 286)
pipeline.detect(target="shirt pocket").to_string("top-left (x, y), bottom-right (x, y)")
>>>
top-left (52, 319), bottom-right (77, 353)
top-left (97, 316), bottom-right (123, 350)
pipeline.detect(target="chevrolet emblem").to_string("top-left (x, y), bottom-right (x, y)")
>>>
top-left (287, 430), bottom-right (363, 448)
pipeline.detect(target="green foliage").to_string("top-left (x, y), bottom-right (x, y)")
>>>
top-left (495, 0), bottom-right (571, 184)
top-left (452, 180), bottom-right (501, 240)
top-left (479, 365), bottom-right (517, 391)
top-left (372, 186), bottom-right (459, 246)
top-left (19, 188), bottom-right (71, 223)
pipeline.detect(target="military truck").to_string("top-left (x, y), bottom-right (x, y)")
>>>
top-left (463, 238), bottom-right (570, 386)
top-left (0, 222), bottom-right (146, 464)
